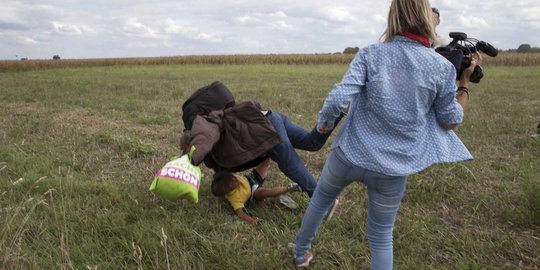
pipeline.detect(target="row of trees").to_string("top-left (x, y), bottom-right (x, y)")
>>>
top-left (515, 44), bottom-right (540, 53)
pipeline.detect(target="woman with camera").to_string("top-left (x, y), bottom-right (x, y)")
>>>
top-left (293, 0), bottom-right (482, 268)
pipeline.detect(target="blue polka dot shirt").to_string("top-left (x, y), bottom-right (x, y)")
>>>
top-left (318, 35), bottom-right (473, 176)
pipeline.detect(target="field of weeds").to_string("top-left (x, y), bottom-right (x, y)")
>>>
top-left (1, 62), bottom-right (538, 269)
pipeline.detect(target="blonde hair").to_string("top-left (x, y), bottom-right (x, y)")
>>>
top-left (381, 0), bottom-right (437, 42)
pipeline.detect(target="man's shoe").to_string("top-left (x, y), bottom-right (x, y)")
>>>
top-left (295, 250), bottom-right (313, 267)
top-left (279, 194), bottom-right (298, 209)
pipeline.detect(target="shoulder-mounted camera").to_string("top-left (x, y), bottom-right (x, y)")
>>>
top-left (435, 32), bottom-right (498, 83)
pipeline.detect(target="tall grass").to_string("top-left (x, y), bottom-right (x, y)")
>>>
top-left (1, 64), bottom-right (539, 269)
top-left (1, 52), bottom-right (539, 73)
top-left (483, 52), bottom-right (540, 66)
top-left (0, 54), bottom-right (354, 72)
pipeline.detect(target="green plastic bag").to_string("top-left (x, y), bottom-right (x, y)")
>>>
top-left (149, 153), bottom-right (203, 203)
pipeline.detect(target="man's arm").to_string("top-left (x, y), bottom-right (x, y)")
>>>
top-left (189, 115), bottom-right (221, 165)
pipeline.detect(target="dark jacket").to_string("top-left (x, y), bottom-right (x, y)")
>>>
top-left (189, 101), bottom-right (282, 172)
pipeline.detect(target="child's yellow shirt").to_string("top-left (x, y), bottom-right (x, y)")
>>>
top-left (225, 175), bottom-right (251, 210)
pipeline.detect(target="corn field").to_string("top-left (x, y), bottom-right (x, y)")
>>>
top-left (0, 52), bottom-right (538, 72)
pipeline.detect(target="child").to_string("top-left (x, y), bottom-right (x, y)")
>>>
top-left (211, 158), bottom-right (301, 224)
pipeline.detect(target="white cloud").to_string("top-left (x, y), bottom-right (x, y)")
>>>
top-left (517, 7), bottom-right (540, 20)
top-left (120, 18), bottom-right (160, 38)
top-left (196, 33), bottom-right (222, 43)
top-left (1, 0), bottom-right (540, 59)
top-left (272, 20), bottom-right (289, 29)
top-left (274, 11), bottom-right (287, 19)
top-left (160, 19), bottom-right (195, 35)
top-left (152, 18), bottom-right (224, 43)
top-left (431, 0), bottom-right (461, 10)
top-left (234, 11), bottom-right (291, 29)
top-left (0, 31), bottom-right (40, 45)
top-left (18, 36), bottom-right (38, 45)
top-left (373, 14), bottom-right (386, 24)
top-left (320, 7), bottom-right (358, 23)
top-left (236, 14), bottom-right (259, 25)
top-left (52, 21), bottom-right (95, 36)
top-left (125, 40), bottom-right (163, 49)
top-left (457, 15), bottom-right (489, 29)
top-left (514, 7), bottom-right (540, 29)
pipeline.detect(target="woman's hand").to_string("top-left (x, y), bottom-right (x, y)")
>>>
top-left (460, 52), bottom-right (483, 83)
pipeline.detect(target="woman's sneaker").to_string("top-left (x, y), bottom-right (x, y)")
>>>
top-left (295, 251), bottom-right (313, 267)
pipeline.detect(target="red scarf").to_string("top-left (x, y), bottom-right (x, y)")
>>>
top-left (400, 32), bottom-right (431, 48)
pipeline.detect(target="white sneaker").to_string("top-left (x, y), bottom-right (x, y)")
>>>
top-left (279, 194), bottom-right (298, 209)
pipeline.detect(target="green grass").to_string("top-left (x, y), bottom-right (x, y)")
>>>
top-left (1, 64), bottom-right (539, 269)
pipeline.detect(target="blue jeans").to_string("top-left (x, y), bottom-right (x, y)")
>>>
top-left (294, 147), bottom-right (407, 270)
top-left (266, 112), bottom-right (331, 197)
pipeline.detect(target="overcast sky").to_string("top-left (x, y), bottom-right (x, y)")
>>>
top-left (1, 0), bottom-right (539, 60)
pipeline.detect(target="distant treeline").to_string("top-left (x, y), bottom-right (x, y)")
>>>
top-left (1, 52), bottom-right (539, 72)
top-left (502, 48), bottom-right (540, 53)
top-left (508, 44), bottom-right (540, 53)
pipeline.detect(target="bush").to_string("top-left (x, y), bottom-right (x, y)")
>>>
top-left (343, 47), bottom-right (359, 54)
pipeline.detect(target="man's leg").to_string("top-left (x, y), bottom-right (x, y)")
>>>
top-left (266, 112), bottom-right (317, 197)
top-left (276, 112), bottom-right (345, 152)
top-left (279, 112), bottom-right (329, 151)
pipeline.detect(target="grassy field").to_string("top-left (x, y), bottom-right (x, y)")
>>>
top-left (0, 63), bottom-right (539, 269)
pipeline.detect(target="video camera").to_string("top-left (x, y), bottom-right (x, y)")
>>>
top-left (435, 32), bottom-right (498, 83)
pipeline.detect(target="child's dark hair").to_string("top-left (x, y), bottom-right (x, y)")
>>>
top-left (211, 170), bottom-right (237, 197)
